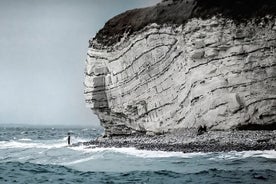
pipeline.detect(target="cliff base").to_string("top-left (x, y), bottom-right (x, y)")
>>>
top-left (83, 130), bottom-right (276, 153)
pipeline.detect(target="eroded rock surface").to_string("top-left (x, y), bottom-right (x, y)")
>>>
top-left (85, 0), bottom-right (276, 136)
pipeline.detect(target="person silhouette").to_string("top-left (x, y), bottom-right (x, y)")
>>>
top-left (67, 132), bottom-right (71, 145)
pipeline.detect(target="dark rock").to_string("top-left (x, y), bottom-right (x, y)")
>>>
top-left (197, 125), bottom-right (207, 135)
top-left (237, 122), bottom-right (276, 130)
top-left (93, 0), bottom-right (276, 47)
top-left (253, 175), bottom-right (267, 180)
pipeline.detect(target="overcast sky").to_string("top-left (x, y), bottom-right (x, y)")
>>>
top-left (0, 0), bottom-right (160, 127)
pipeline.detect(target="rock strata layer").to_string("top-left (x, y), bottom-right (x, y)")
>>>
top-left (85, 0), bottom-right (276, 136)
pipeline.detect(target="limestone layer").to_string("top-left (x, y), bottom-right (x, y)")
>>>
top-left (85, 1), bottom-right (276, 136)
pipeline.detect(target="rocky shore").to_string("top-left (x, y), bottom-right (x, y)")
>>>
top-left (83, 130), bottom-right (276, 153)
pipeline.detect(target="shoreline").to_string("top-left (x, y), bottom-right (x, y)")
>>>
top-left (83, 130), bottom-right (276, 153)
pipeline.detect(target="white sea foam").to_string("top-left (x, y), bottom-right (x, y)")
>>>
top-left (210, 150), bottom-right (276, 160)
top-left (107, 147), bottom-right (202, 158)
top-left (18, 138), bottom-right (32, 142)
top-left (240, 150), bottom-right (276, 159)
top-left (70, 146), bottom-right (205, 158)
top-left (62, 136), bottom-right (90, 144)
top-left (72, 137), bottom-right (90, 143)
top-left (0, 136), bottom-right (90, 150)
top-left (0, 140), bottom-right (66, 149)
top-left (64, 156), bottom-right (95, 165)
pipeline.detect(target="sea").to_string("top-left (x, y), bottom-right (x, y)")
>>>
top-left (0, 126), bottom-right (275, 184)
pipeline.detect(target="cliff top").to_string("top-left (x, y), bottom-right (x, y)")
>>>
top-left (93, 0), bottom-right (276, 47)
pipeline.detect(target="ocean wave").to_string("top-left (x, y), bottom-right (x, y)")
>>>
top-left (0, 140), bottom-right (66, 149)
top-left (64, 156), bottom-right (96, 165)
top-left (18, 138), bottom-right (32, 141)
top-left (1, 161), bottom-right (275, 184)
top-left (69, 146), bottom-right (206, 158)
top-left (209, 150), bottom-right (276, 160)
top-left (69, 145), bottom-right (276, 159)
top-left (0, 136), bottom-right (89, 150)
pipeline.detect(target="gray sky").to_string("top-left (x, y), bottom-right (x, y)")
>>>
top-left (0, 0), bottom-right (160, 127)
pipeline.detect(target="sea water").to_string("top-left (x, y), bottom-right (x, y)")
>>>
top-left (0, 127), bottom-right (275, 184)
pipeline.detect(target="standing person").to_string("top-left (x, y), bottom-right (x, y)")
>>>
top-left (67, 132), bottom-right (71, 145)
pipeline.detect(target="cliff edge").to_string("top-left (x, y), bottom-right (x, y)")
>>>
top-left (85, 0), bottom-right (276, 136)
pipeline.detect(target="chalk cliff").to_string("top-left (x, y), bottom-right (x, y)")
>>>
top-left (85, 0), bottom-right (276, 136)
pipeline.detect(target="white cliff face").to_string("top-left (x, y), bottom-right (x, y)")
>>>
top-left (85, 17), bottom-right (276, 135)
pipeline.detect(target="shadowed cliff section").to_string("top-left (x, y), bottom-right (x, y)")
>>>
top-left (92, 0), bottom-right (276, 48)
